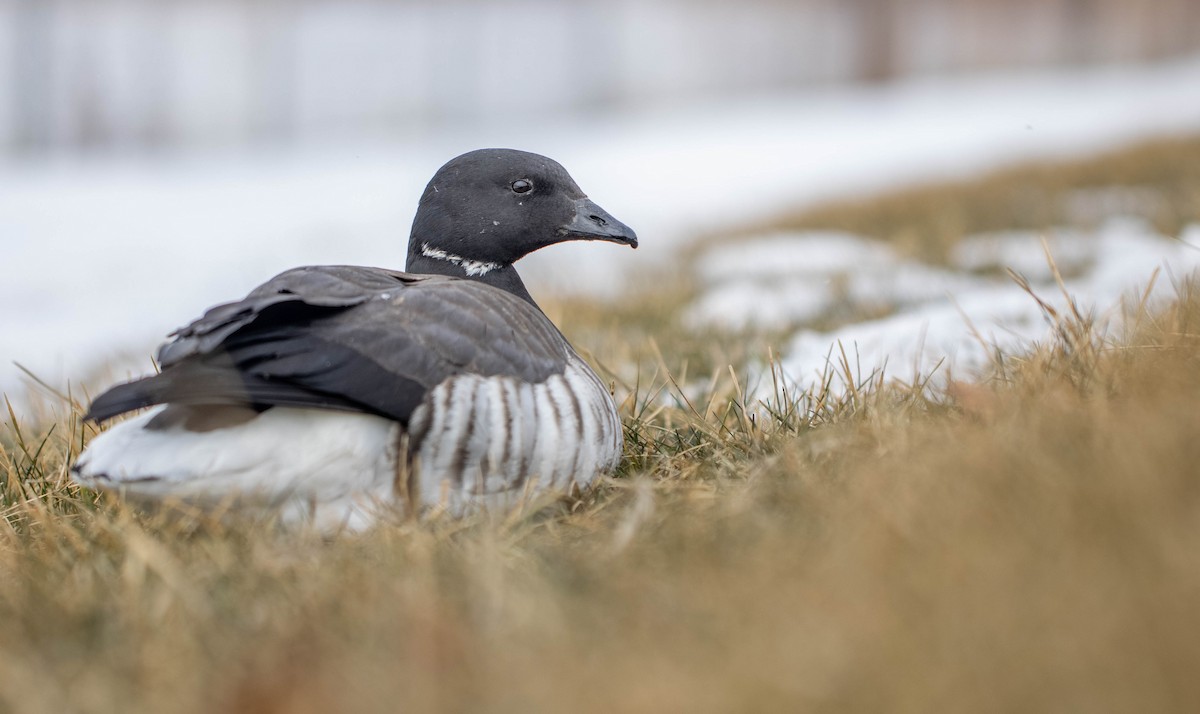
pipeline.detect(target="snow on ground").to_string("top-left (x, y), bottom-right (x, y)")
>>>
top-left (689, 218), bottom-right (1200, 391)
top-left (5, 55), bottom-right (1200, 397)
top-left (689, 231), bottom-right (983, 329)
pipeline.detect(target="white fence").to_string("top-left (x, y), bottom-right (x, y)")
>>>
top-left (1, 0), bottom-right (1198, 152)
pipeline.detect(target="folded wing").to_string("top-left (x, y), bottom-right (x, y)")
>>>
top-left (86, 266), bottom-right (570, 425)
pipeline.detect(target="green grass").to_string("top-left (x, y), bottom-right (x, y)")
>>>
top-left (5, 136), bottom-right (1200, 713)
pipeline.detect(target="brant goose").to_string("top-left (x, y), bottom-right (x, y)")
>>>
top-left (72, 149), bottom-right (637, 530)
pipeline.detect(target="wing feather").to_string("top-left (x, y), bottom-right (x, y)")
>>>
top-left (86, 266), bottom-right (569, 425)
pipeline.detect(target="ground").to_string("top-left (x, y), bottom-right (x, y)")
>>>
top-left (3, 134), bottom-right (1200, 713)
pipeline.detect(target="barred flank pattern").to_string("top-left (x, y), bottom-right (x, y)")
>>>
top-left (407, 356), bottom-right (622, 514)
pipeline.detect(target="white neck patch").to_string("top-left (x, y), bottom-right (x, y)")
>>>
top-left (420, 243), bottom-right (504, 277)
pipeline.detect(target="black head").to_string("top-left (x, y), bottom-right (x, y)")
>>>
top-left (406, 149), bottom-right (637, 301)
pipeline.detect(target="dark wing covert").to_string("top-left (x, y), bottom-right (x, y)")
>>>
top-left (85, 265), bottom-right (570, 424)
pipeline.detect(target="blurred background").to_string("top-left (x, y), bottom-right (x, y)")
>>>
top-left (3, 0), bottom-right (1200, 152)
top-left (4, 0), bottom-right (1200, 395)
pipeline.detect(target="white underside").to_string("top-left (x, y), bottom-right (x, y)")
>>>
top-left (74, 406), bottom-right (401, 532)
top-left (73, 356), bottom-right (623, 532)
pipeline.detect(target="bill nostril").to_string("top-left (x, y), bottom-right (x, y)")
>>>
top-left (588, 214), bottom-right (607, 226)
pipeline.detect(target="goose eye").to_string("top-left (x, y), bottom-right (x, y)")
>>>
top-left (511, 179), bottom-right (533, 194)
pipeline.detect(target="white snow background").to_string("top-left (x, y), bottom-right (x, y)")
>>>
top-left (5, 55), bottom-right (1200, 399)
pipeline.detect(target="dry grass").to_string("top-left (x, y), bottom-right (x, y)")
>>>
top-left (5, 138), bottom-right (1200, 713)
top-left (728, 133), bottom-right (1200, 264)
top-left (5, 280), bottom-right (1200, 713)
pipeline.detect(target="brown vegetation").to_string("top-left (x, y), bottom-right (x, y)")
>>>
top-left (4, 138), bottom-right (1200, 712)
top-left (737, 133), bottom-right (1200, 264)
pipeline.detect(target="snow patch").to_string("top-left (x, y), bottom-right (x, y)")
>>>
top-left (689, 217), bottom-right (1200, 389)
top-left (952, 229), bottom-right (1094, 280)
top-left (696, 231), bottom-right (895, 282)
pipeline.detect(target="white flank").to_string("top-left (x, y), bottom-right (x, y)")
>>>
top-left (533, 380), bottom-right (563, 490)
top-left (74, 358), bottom-right (622, 528)
top-left (483, 378), bottom-right (509, 492)
top-left (73, 406), bottom-right (400, 532)
top-left (546, 376), bottom-right (583, 485)
top-left (420, 243), bottom-right (503, 277)
top-left (408, 355), bottom-right (623, 515)
top-left (564, 366), bottom-right (601, 490)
